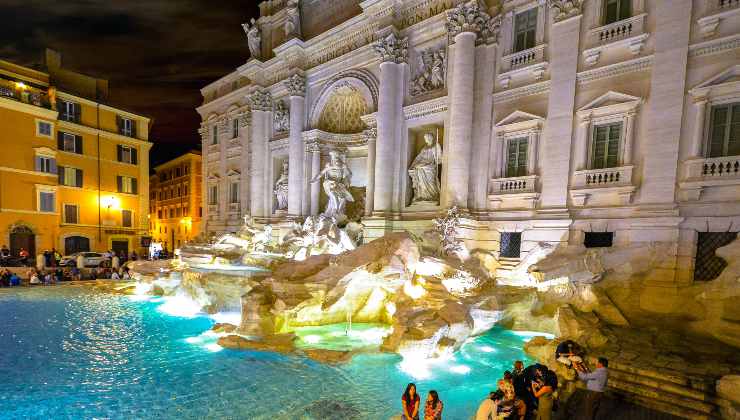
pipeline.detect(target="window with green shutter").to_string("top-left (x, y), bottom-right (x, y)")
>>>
top-left (603, 0), bottom-right (631, 25)
top-left (117, 176), bottom-right (138, 194)
top-left (708, 103), bottom-right (740, 158)
top-left (506, 137), bottom-right (529, 178)
top-left (514, 8), bottom-right (537, 52)
top-left (591, 123), bottom-right (621, 169)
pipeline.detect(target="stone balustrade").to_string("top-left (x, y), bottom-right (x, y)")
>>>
top-left (573, 166), bottom-right (633, 188)
top-left (716, 0), bottom-right (740, 11)
top-left (685, 155), bottom-right (740, 179)
top-left (589, 14), bottom-right (646, 46)
top-left (488, 175), bottom-right (539, 209)
top-left (490, 175), bottom-right (538, 194)
top-left (502, 44), bottom-right (546, 73)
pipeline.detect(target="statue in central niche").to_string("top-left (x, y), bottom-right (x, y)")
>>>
top-left (310, 150), bottom-right (354, 221)
top-left (409, 132), bottom-right (443, 203)
top-left (274, 161), bottom-right (289, 211)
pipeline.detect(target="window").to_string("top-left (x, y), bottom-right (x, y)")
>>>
top-left (121, 209), bottom-right (133, 228)
top-left (695, 232), bottom-right (738, 281)
top-left (37, 121), bottom-right (52, 138)
top-left (232, 119), bottom-right (239, 138)
top-left (117, 145), bottom-right (138, 164)
top-left (184, 165), bottom-right (189, 174)
top-left (58, 100), bottom-right (80, 123)
top-left (39, 191), bottom-right (55, 213)
top-left (176, 207), bottom-right (181, 217)
top-left (506, 138), bottom-right (528, 178)
top-left (64, 204), bottom-right (79, 224)
top-left (183, 185), bottom-right (188, 196)
top-left (603, 0), bottom-right (631, 25)
top-left (708, 103), bottom-right (740, 158)
top-left (584, 232), bottom-right (614, 248)
top-left (58, 166), bottom-right (83, 187)
top-left (169, 208), bottom-right (175, 218)
top-left (58, 132), bottom-right (82, 154)
top-left (157, 210), bottom-right (162, 219)
top-left (211, 126), bottom-right (218, 145)
top-left (176, 167), bottom-right (181, 177)
top-left (591, 123), bottom-right (622, 169)
top-left (208, 185), bottom-right (218, 205)
top-left (117, 176), bottom-right (138, 194)
top-left (514, 8), bottom-right (537, 53)
top-left (199, 207), bottom-right (203, 217)
top-left (229, 182), bottom-right (239, 204)
top-left (500, 232), bottom-right (522, 258)
top-left (117, 116), bottom-right (136, 137)
top-left (35, 156), bottom-right (56, 174)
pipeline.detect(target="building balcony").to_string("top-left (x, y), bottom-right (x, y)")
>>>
top-left (570, 166), bottom-right (636, 206)
top-left (698, 0), bottom-right (740, 37)
top-left (488, 175), bottom-right (539, 209)
top-left (0, 79), bottom-right (52, 110)
top-left (498, 45), bottom-right (548, 88)
top-left (679, 155), bottom-right (740, 201)
top-left (583, 14), bottom-right (648, 66)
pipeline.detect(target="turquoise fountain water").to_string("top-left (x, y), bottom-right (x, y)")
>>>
top-left (0, 286), bottom-right (545, 419)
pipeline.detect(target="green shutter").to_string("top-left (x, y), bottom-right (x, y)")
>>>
top-left (58, 165), bottom-right (65, 184)
top-left (131, 178), bottom-right (138, 195)
top-left (592, 123), bottom-right (621, 169)
top-left (506, 138), bottom-right (528, 178)
top-left (57, 131), bottom-right (64, 150)
top-left (75, 135), bottom-right (83, 154)
top-left (117, 176), bottom-right (123, 192)
top-left (131, 148), bottom-right (138, 165)
top-left (117, 145), bottom-right (123, 162)
top-left (729, 104), bottom-right (740, 156)
top-left (76, 169), bottom-right (83, 188)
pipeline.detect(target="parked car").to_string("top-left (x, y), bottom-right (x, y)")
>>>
top-left (59, 252), bottom-right (109, 268)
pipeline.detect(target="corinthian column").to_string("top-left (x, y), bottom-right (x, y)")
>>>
top-left (284, 74), bottom-right (306, 217)
top-left (364, 127), bottom-right (377, 217)
top-left (248, 89), bottom-right (272, 218)
top-left (444, 2), bottom-right (488, 208)
top-left (372, 33), bottom-right (407, 215)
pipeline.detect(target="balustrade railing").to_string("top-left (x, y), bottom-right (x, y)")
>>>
top-left (502, 45), bottom-right (546, 73)
top-left (573, 166), bottom-right (633, 188)
top-left (685, 156), bottom-right (740, 180)
top-left (490, 175), bottom-right (538, 195)
top-left (0, 79), bottom-right (51, 109)
top-left (588, 14), bottom-right (646, 47)
top-left (717, 0), bottom-right (740, 11)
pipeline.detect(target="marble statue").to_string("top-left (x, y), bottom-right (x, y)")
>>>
top-left (273, 101), bottom-right (290, 133)
top-left (433, 206), bottom-right (468, 260)
top-left (411, 49), bottom-right (446, 96)
top-left (284, 0), bottom-right (302, 39)
top-left (242, 18), bottom-right (262, 59)
top-left (274, 161), bottom-right (289, 211)
top-left (408, 133), bottom-right (443, 203)
top-left (310, 150), bottom-right (354, 221)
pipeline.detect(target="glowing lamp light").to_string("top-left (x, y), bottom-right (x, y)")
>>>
top-left (450, 365), bottom-right (471, 374)
top-left (15, 82), bottom-right (27, 90)
top-left (403, 278), bottom-right (426, 300)
top-left (101, 195), bottom-right (120, 210)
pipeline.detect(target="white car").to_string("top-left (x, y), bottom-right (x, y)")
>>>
top-left (59, 252), bottom-right (109, 268)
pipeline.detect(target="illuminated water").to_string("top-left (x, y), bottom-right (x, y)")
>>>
top-left (0, 286), bottom-right (544, 419)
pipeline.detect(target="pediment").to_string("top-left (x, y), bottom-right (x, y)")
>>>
top-left (207, 173), bottom-right (220, 182)
top-left (579, 91), bottom-right (641, 112)
top-left (225, 169), bottom-right (241, 177)
top-left (34, 146), bottom-right (56, 157)
top-left (495, 110), bottom-right (545, 127)
top-left (690, 65), bottom-right (740, 97)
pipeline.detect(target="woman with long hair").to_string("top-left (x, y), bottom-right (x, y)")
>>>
top-left (402, 383), bottom-right (420, 420)
top-left (424, 390), bottom-right (443, 420)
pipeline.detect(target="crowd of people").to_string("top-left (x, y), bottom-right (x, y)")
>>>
top-left (400, 350), bottom-right (608, 420)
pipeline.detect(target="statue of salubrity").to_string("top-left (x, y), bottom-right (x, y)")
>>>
top-left (408, 133), bottom-right (443, 204)
top-left (274, 161), bottom-right (289, 211)
top-left (242, 18), bottom-right (261, 59)
top-left (310, 150), bottom-right (354, 222)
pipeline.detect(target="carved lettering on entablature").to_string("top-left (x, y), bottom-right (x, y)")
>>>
top-left (305, 26), bottom-right (377, 68)
top-left (398, 0), bottom-right (456, 30)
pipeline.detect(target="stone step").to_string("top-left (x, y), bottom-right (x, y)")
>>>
top-left (608, 369), bottom-right (712, 402)
top-left (607, 376), bottom-right (719, 416)
top-left (617, 392), bottom-right (717, 420)
top-left (608, 359), bottom-right (714, 393)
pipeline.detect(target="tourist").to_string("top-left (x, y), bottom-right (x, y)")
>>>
top-left (71, 266), bottom-right (81, 281)
top-left (531, 367), bottom-right (557, 420)
top-left (29, 271), bottom-right (41, 285)
top-left (577, 357), bottom-right (608, 420)
top-left (1, 244), bottom-right (10, 258)
top-left (475, 390), bottom-right (503, 420)
top-left (555, 339), bottom-right (585, 371)
top-left (130, 250), bottom-right (138, 261)
top-left (9, 272), bottom-right (20, 286)
top-left (18, 248), bottom-right (29, 265)
top-left (111, 270), bottom-right (120, 280)
top-left (512, 361), bottom-right (530, 412)
top-left (401, 383), bottom-right (421, 420)
top-left (500, 371), bottom-right (526, 420)
top-left (0, 269), bottom-right (10, 287)
top-left (52, 248), bottom-right (61, 267)
top-left (423, 390), bottom-right (443, 420)
top-left (122, 267), bottom-right (132, 280)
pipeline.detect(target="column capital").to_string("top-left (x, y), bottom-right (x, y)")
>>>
top-left (363, 127), bottom-right (377, 143)
top-left (248, 89), bottom-right (273, 111)
top-left (549, 0), bottom-right (583, 23)
top-left (373, 33), bottom-right (408, 64)
top-left (446, 1), bottom-right (497, 43)
top-left (283, 74), bottom-right (306, 97)
top-left (306, 141), bottom-right (321, 153)
top-left (693, 97), bottom-right (709, 106)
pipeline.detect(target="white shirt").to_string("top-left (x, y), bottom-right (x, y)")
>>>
top-left (475, 398), bottom-right (499, 420)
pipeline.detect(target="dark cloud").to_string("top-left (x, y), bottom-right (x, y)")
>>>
top-left (2, 0), bottom-right (260, 166)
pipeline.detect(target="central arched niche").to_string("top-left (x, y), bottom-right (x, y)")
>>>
top-left (317, 84), bottom-right (368, 134)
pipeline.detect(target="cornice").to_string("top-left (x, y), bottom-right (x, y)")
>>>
top-left (576, 55), bottom-right (652, 86)
top-left (57, 120), bottom-right (152, 148)
top-left (403, 95), bottom-right (449, 120)
top-left (689, 33), bottom-right (740, 57)
top-left (0, 97), bottom-right (58, 120)
top-left (493, 80), bottom-right (551, 104)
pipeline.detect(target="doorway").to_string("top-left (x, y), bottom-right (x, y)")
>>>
top-left (65, 236), bottom-right (90, 255)
top-left (10, 225), bottom-right (35, 257)
top-left (111, 240), bottom-right (129, 257)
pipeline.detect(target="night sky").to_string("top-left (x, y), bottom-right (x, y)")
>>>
top-left (1, 0), bottom-right (260, 167)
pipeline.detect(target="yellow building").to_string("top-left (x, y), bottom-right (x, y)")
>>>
top-left (149, 151), bottom-right (202, 252)
top-left (0, 49), bottom-right (152, 258)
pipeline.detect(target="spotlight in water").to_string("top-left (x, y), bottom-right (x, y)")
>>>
top-left (157, 295), bottom-right (202, 318)
top-left (185, 337), bottom-right (201, 344)
top-left (204, 343), bottom-right (223, 352)
top-left (479, 345), bottom-right (495, 353)
top-left (303, 335), bottom-right (321, 344)
top-left (450, 365), bottom-right (471, 374)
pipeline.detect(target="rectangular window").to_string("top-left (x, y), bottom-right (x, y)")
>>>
top-left (229, 182), bottom-right (239, 204)
top-left (184, 165), bottom-right (189, 174)
top-left (64, 204), bottom-right (79, 224)
top-left (584, 232), bottom-right (614, 248)
top-left (117, 176), bottom-right (138, 194)
top-left (232, 119), bottom-right (239, 138)
top-left (211, 126), bottom-right (218, 145)
top-left (157, 210), bottom-right (162, 219)
top-left (169, 208), bottom-right (175, 218)
top-left (117, 145), bottom-right (138, 164)
top-left (59, 166), bottom-right (83, 187)
top-left (591, 123), bottom-right (621, 169)
top-left (500, 232), bottom-right (522, 259)
top-left (58, 100), bottom-right (80, 123)
top-left (176, 207), bottom-right (181, 217)
top-left (208, 185), bottom-right (218, 205)
top-left (37, 121), bottom-right (52, 137)
top-left (122, 209), bottom-right (133, 228)
top-left (514, 8), bottom-right (537, 52)
top-left (36, 156), bottom-right (55, 174)
top-left (58, 132), bottom-right (83, 154)
top-left (39, 191), bottom-right (55, 213)
top-left (708, 103), bottom-right (740, 158)
top-left (506, 137), bottom-right (529, 178)
top-left (118, 117), bottom-right (136, 137)
top-left (175, 167), bottom-right (181, 177)
top-left (604, 0), bottom-right (631, 25)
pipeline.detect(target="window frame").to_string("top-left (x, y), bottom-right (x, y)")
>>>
top-left (119, 117), bottom-right (135, 137)
top-left (208, 184), bottom-right (218, 205)
top-left (505, 137), bottom-right (529, 178)
top-left (36, 119), bottom-right (54, 138)
top-left (58, 99), bottom-right (79, 123)
top-left (63, 203), bottom-right (80, 224)
top-left (589, 121), bottom-right (623, 170)
top-left (513, 7), bottom-right (538, 53)
top-left (603, 0), bottom-right (632, 25)
top-left (707, 102), bottom-right (740, 158)
top-left (117, 175), bottom-right (138, 194)
top-left (121, 209), bottom-right (134, 228)
top-left (59, 166), bottom-right (83, 188)
top-left (36, 185), bottom-right (57, 213)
